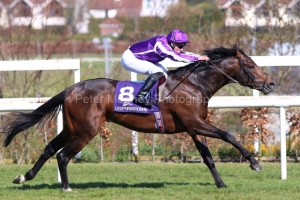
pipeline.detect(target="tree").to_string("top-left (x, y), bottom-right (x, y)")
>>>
top-left (165, 0), bottom-right (223, 34)
top-left (255, 1), bottom-right (300, 95)
top-left (118, 0), bottom-right (223, 43)
top-left (287, 109), bottom-right (300, 161)
top-left (240, 108), bottom-right (275, 158)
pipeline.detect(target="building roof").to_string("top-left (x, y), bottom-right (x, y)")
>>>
top-left (116, 0), bottom-right (142, 18)
top-left (88, 0), bottom-right (142, 18)
top-left (29, 0), bottom-right (46, 4)
top-left (0, 0), bottom-right (19, 7)
top-left (218, 0), bottom-right (299, 8)
top-left (1, 0), bottom-right (17, 5)
top-left (60, 0), bottom-right (76, 4)
top-left (243, 0), bottom-right (262, 5)
top-left (0, 0), bottom-right (76, 7)
top-left (89, 0), bottom-right (117, 10)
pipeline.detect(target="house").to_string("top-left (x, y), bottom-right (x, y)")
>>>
top-left (89, 0), bottom-right (143, 19)
top-left (89, 0), bottom-right (118, 18)
top-left (116, 0), bottom-right (142, 18)
top-left (89, 0), bottom-right (178, 36)
top-left (218, 0), bottom-right (300, 28)
top-left (0, 0), bottom-right (74, 29)
top-left (140, 0), bottom-right (178, 17)
top-left (99, 17), bottom-right (123, 37)
top-left (89, 0), bottom-right (177, 19)
top-left (88, 0), bottom-right (142, 36)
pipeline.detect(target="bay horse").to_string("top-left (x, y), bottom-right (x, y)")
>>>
top-left (3, 44), bottom-right (274, 191)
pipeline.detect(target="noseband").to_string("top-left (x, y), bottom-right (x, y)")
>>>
top-left (237, 57), bottom-right (269, 90)
top-left (209, 57), bottom-right (269, 90)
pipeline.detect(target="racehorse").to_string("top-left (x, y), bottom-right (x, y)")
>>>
top-left (3, 44), bottom-right (274, 191)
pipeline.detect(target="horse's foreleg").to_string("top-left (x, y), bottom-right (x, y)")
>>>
top-left (13, 130), bottom-right (70, 184)
top-left (191, 119), bottom-right (261, 172)
top-left (191, 135), bottom-right (227, 188)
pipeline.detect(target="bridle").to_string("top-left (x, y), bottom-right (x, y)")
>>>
top-left (166, 56), bottom-right (269, 97)
top-left (237, 57), bottom-right (269, 90)
top-left (208, 57), bottom-right (269, 91)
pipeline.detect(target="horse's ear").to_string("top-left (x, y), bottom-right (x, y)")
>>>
top-left (233, 44), bottom-right (241, 57)
top-left (233, 44), bottom-right (238, 50)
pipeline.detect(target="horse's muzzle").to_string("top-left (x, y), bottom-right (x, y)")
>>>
top-left (253, 73), bottom-right (275, 95)
top-left (261, 82), bottom-right (275, 95)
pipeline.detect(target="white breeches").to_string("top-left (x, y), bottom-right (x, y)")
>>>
top-left (121, 49), bottom-right (168, 75)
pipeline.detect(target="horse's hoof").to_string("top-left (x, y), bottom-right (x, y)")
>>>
top-left (63, 188), bottom-right (72, 192)
top-left (250, 164), bottom-right (262, 171)
top-left (13, 174), bottom-right (25, 184)
top-left (217, 183), bottom-right (227, 188)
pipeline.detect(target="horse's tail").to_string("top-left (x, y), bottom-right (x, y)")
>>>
top-left (3, 89), bottom-right (68, 147)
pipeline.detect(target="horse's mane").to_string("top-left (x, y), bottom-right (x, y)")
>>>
top-left (203, 46), bottom-right (237, 60)
top-left (167, 46), bottom-right (245, 77)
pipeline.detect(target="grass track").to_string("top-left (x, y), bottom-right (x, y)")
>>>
top-left (0, 162), bottom-right (300, 200)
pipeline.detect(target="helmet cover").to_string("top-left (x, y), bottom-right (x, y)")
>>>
top-left (166, 29), bottom-right (190, 43)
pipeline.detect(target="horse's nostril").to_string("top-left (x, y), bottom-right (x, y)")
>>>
top-left (269, 82), bottom-right (275, 90)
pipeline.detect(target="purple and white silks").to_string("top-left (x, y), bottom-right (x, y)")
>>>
top-left (129, 35), bottom-right (199, 63)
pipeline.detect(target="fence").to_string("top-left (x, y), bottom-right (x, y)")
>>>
top-left (130, 56), bottom-right (300, 180)
top-left (1, 56), bottom-right (300, 181)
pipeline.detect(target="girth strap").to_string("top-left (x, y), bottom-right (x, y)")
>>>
top-left (154, 111), bottom-right (165, 133)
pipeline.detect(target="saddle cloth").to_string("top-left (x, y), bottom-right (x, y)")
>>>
top-left (114, 80), bottom-right (166, 133)
top-left (114, 81), bottom-right (160, 114)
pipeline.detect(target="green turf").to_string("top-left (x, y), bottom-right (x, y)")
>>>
top-left (0, 162), bottom-right (299, 200)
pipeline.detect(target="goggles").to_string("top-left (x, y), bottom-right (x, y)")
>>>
top-left (175, 43), bottom-right (186, 49)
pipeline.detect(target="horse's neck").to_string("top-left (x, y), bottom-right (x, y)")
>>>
top-left (201, 73), bottom-right (228, 98)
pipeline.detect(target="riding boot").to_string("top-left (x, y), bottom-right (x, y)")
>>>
top-left (133, 72), bottom-right (165, 107)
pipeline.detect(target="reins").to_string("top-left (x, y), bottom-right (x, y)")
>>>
top-left (166, 60), bottom-right (238, 97)
top-left (166, 62), bottom-right (200, 97)
top-left (208, 60), bottom-right (238, 83)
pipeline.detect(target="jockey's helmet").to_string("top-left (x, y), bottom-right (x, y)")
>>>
top-left (167, 29), bottom-right (190, 44)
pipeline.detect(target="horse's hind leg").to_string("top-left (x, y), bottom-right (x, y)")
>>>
top-left (56, 132), bottom-right (98, 191)
top-left (191, 135), bottom-right (227, 188)
top-left (13, 129), bottom-right (70, 184)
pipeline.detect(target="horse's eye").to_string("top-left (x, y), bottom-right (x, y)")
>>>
top-left (249, 65), bottom-right (254, 69)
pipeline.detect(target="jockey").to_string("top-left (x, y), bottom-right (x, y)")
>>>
top-left (121, 29), bottom-right (210, 108)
